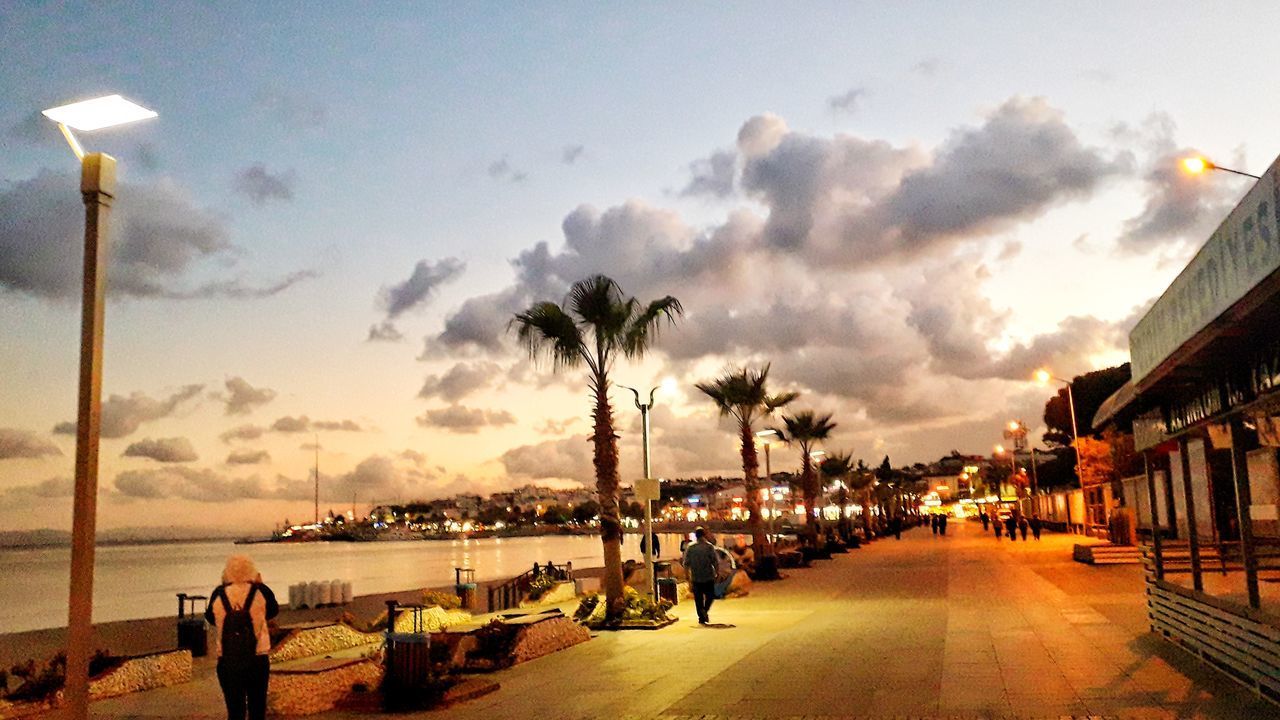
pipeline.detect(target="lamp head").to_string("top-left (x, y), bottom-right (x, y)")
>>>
top-left (1033, 369), bottom-right (1051, 385)
top-left (994, 444), bottom-right (1005, 455)
top-left (42, 95), bottom-right (156, 132)
top-left (1008, 421), bottom-right (1020, 431)
top-left (1181, 156), bottom-right (1211, 175)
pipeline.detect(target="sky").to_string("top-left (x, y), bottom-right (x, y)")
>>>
top-left (2, 2), bottom-right (1277, 532)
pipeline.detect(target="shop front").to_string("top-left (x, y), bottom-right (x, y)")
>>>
top-left (1121, 153), bottom-right (1280, 704)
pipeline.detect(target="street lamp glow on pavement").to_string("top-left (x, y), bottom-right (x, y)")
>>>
top-left (44, 94), bottom-right (156, 720)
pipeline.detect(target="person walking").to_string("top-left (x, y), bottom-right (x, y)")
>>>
top-left (993, 517), bottom-right (1003, 540)
top-left (1030, 514), bottom-right (1043, 541)
top-left (682, 527), bottom-right (719, 625)
top-left (1018, 515), bottom-right (1029, 541)
top-left (930, 515), bottom-right (939, 535)
top-left (980, 512), bottom-right (990, 532)
top-left (640, 531), bottom-right (661, 559)
top-left (1005, 515), bottom-right (1018, 542)
top-left (206, 555), bottom-right (277, 720)
top-left (939, 514), bottom-right (948, 536)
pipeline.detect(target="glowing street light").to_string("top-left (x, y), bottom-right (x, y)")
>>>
top-left (43, 93), bottom-right (156, 720)
top-left (1181, 155), bottom-right (1260, 180)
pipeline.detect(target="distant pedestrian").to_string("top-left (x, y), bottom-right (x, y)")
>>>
top-left (939, 514), bottom-right (948, 536)
top-left (206, 555), bottom-right (277, 720)
top-left (980, 512), bottom-right (990, 532)
top-left (892, 515), bottom-right (902, 540)
top-left (682, 527), bottom-right (719, 625)
top-left (640, 531), bottom-right (661, 559)
top-left (930, 515), bottom-right (939, 535)
top-left (993, 518), bottom-right (1003, 540)
top-left (1005, 515), bottom-right (1018, 542)
top-left (1018, 516), bottom-right (1029, 541)
top-left (1030, 515), bottom-right (1042, 541)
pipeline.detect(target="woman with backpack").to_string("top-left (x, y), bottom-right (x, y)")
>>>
top-left (205, 555), bottom-right (278, 720)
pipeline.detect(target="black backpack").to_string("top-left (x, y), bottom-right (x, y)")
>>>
top-left (219, 584), bottom-right (259, 662)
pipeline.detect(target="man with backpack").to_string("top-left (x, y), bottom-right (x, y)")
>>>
top-left (205, 555), bottom-right (278, 720)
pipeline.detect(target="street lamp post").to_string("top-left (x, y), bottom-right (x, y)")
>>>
top-left (41, 94), bottom-right (156, 720)
top-left (1181, 156), bottom-right (1261, 180)
top-left (755, 429), bottom-right (783, 540)
top-left (1035, 369), bottom-right (1084, 532)
top-left (620, 379), bottom-right (675, 602)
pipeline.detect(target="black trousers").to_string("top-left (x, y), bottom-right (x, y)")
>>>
top-left (691, 580), bottom-right (716, 622)
top-left (217, 655), bottom-right (270, 720)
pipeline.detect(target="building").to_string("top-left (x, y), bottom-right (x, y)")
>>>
top-left (1097, 154), bottom-right (1280, 703)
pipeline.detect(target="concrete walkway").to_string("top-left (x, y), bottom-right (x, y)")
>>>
top-left (91, 521), bottom-right (1275, 719)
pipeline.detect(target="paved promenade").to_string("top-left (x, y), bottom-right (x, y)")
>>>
top-left (92, 521), bottom-right (1274, 719)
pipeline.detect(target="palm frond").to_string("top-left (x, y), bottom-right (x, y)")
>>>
top-left (510, 301), bottom-right (585, 370)
top-left (623, 295), bottom-right (684, 357)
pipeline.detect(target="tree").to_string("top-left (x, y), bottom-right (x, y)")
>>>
top-left (779, 411), bottom-right (838, 546)
top-left (847, 460), bottom-right (875, 540)
top-left (696, 364), bottom-right (798, 558)
top-left (1043, 363), bottom-right (1131, 447)
top-left (819, 452), bottom-right (854, 540)
top-left (572, 500), bottom-right (600, 525)
top-left (1076, 436), bottom-right (1115, 488)
top-left (512, 275), bottom-right (682, 620)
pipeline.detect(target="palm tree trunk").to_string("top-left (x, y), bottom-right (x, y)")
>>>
top-left (801, 454), bottom-right (819, 547)
top-left (591, 375), bottom-right (625, 620)
top-left (738, 421), bottom-right (769, 557)
top-left (862, 488), bottom-right (874, 540)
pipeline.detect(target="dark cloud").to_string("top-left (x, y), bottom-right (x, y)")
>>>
top-left (220, 424), bottom-right (265, 443)
top-left (680, 149), bottom-right (737, 199)
top-left (382, 257), bottom-right (465, 319)
top-left (53, 385), bottom-right (203, 439)
top-left (226, 449), bottom-right (270, 465)
top-left (418, 361), bottom-right (502, 402)
top-left (6, 110), bottom-right (59, 146)
top-left (219, 377), bottom-right (277, 415)
top-left (0, 477), bottom-right (73, 503)
top-left (367, 321), bottom-right (404, 342)
top-left (254, 89), bottom-right (326, 128)
top-left (487, 157), bottom-right (528, 183)
top-left (562, 145), bottom-right (586, 165)
top-left (270, 416), bottom-right (362, 433)
top-left (114, 467), bottom-right (269, 502)
top-left (0, 428), bottom-right (62, 459)
top-left (827, 87), bottom-right (866, 113)
top-left (1118, 138), bottom-right (1242, 252)
top-left (234, 164), bottom-right (296, 205)
top-left (416, 405), bottom-right (515, 433)
top-left (123, 436), bottom-right (198, 463)
top-left (911, 58), bottom-right (942, 77)
top-left (0, 171), bottom-right (315, 300)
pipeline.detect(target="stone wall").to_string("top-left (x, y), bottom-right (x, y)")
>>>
top-left (393, 606), bottom-right (472, 634)
top-left (269, 658), bottom-right (383, 716)
top-left (510, 616), bottom-right (589, 664)
top-left (270, 622), bottom-right (380, 663)
top-left (89, 649), bottom-right (192, 700)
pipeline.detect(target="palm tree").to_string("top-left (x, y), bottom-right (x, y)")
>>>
top-left (847, 459), bottom-right (876, 541)
top-left (818, 451), bottom-right (853, 540)
top-left (779, 411), bottom-right (838, 546)
top-left (511, 275), bottom-right (682, 619)
top-left (696, 365), bottom-right (798, 562)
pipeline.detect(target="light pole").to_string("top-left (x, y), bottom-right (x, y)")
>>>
top-left (755, 429), bottom-right (783, 540)
top-left (620, 378), bottom-right (675, 602)
top-left (41, 94), bottom-right (156, 720)
top-left (1036, 368), bottom-right (1085, 532)
top-left (1181, 156), bottom-right (1260, 180)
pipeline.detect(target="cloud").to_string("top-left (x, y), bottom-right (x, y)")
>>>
top-left (218, 377), bottom-right (277, 415)
top-left (536, 417), bottom-right (580, 435)
top-left (416, 405), bottom-right (516, 433)
top-left (270, 416), bottom-right (362, 433)
top-left (226, 449), bottom-right (270, 465)
top-left (418, 361), bottom-right (502, 402)
top-left (0, 171), bottom-right (315, 300)
top-left (0, 477), bottom-right (73, 503)
top-left (562, 145), bottom-right (586, 165)
top-left (254, 89), bottom-right (326, 127)
top-left (487, 157), bottom-right (528, 183)
top-left (114, 466), bottom-right (269, 502)
top-left (379, 257), bottom-right (465, 320)
top-left (680, 150), bottom-right (738, 199)
top-left (220, 424), bottom-right (266, 443)
top-left (827, 87), bottom-right (866, 113)
top-left (911, 58), bottom-right (941, 77)
top-left (234, 164), bottom-right (296, 204)
top-left (0, 428), bottom-right (62, 459)
top-left (123, 436), bottom-right (199, 463)
top-left (367, 321), bottom-right (404, 342)
top-left (53, 385), bottom-right (203, 439)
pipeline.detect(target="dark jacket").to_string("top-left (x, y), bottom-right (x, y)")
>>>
top-left (682, 540), bottom-right (718, 583)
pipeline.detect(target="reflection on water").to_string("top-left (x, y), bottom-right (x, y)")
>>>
top-left (0, 532), bottom-right (687, 634)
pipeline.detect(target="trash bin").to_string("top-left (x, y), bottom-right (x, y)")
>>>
top-left (176, 593), bottom-right (208, 657)
top-left (455, 582), bottom-right (478, 610)
top-left (656, 577), bottom-right (679, 605)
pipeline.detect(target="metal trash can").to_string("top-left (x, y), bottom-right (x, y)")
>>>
top-left (454, 567), bottom-right (477, 610)
top-left (176, 593), bottom-right (208, 657)
top-left (655, 577), bottom-right (679, 605)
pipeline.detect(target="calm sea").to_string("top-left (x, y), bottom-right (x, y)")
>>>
top-left (0, 532), bottom-right (693, 634)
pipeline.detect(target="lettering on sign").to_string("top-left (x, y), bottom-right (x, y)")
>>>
top-left (1130, 160), bottom-right (1280, 383)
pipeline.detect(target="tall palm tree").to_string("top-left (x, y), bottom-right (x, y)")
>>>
top-left (780, 411), bottom-right (838, 546)
top-left (696, 365), bottom-right (798, 561)
top-left (847, 459), bottom-right (876, 541)
top-left (511, 275), bottom-right (682, 619)
top-left (819, 451), bottom-right (853, 540)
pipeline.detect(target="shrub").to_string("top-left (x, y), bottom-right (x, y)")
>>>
top-left (526, 573), bottom-right (557, 601)
top-left (421, 590), bottom-right (461, 610)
